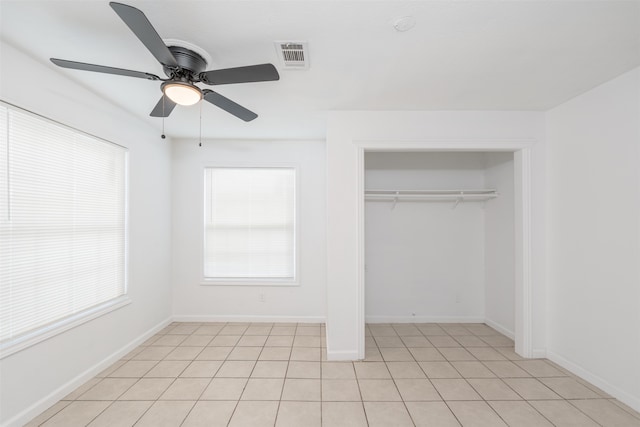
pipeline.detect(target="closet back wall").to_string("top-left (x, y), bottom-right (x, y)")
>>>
top-left (364, 152), bottom-right (488, 323)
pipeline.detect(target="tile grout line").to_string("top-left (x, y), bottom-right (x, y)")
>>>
top-left (223, 321), bottom-right (255, 427)
top-left (378, 323), bottom-right (537, 426)
top-left (27, 321), bottom-right (640, 426)
top-left (266, 322), bottom-right (282, 427)
top-left (176, 324), bottom-right (227, 426)
top-left (565, 399), bottom-right (608, 427)
top-left (151, 322), bottom-right (214, 427)
top-left (425, 324), bottom-right (559, 426)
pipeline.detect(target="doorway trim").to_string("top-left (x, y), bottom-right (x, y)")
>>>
top-left (354, 138), bottom-right (536, 359)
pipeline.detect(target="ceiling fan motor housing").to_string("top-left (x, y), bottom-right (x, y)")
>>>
top-left (163, 45), bottom-right (207, 80)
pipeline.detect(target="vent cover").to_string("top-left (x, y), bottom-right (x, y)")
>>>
top-left (275, 42), bottom-right (309, 69)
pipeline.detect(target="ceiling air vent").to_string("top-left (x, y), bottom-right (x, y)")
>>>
top-left (275, 42), bottom-right (309, 69)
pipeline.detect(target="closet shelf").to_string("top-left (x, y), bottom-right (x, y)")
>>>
top-left (365, 189), bottom-right (499, 203)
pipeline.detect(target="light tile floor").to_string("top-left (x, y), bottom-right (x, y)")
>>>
top-left (27, 322), bottom-right (640, 426)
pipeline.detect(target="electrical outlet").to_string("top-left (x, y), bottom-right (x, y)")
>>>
top-left (259, 293), bottom-right (265, 303)
top-left (455, 294), bottom-right (461, 303)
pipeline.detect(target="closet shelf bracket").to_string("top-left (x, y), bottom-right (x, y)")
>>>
top-left (391, 191), bottom-right (399, 210)
top-left (453, 193), bottom-right (463, 210)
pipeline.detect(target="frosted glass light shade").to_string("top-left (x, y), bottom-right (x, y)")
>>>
top-left (163, 82), bottom-right (202, 106)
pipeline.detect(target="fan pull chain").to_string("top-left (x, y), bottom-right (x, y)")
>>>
top-left (161, 96), bottom-right (166, 139)
top-left (199, 101), bottom-right (202, 147)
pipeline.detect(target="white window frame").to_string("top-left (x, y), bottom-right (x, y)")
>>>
top-left (200, 164), bottom-right (300, 286)
top-left (0, 101), bottom-right (130, 359)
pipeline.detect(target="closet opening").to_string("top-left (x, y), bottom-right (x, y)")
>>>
top-left (358, 148), bottom-right (532, 359)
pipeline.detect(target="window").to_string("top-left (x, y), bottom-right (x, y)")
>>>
top-left (204, 167), bottom-right (296, 283)
top-left (0, 103), bottom-right (128, 356)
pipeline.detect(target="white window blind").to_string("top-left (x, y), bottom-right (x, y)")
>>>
top-left (0, 103), bottom-right (127, 348)
top-left (204, 167), bottom-right (296, 281)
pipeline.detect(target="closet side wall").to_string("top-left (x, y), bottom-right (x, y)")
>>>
top-left (484, 153), bottom-right (515, 337)
top-left (364, 153), bottom-right (486, 322)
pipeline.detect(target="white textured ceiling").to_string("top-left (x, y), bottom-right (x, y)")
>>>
top-left (1, 1), bottom-right (639, 139)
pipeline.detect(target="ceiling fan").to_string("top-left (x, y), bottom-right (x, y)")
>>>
top-left (50, 2), bottom-right (279, 121)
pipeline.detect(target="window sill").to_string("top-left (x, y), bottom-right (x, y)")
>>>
top-left (0, 295), bottom-right (131, 359)
top-left (200, 280), bottom-right (299, 287)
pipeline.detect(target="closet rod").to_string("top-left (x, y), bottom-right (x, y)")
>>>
top-left (365, 189), bottom-right (498, 200)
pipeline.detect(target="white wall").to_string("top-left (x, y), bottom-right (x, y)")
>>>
top-left (171, 139), bottom-right (326, 322)
top-left (0, 42), bottom-right (173, 426)
top-left (484, 152), bottom-right (515, 337)
top-left (326, 111), bottom-right (546, 360)
top-left (546, 67), bottom-right (640, 410)
top-left (366, 152), bottom-right (490, 189)
top-left (364, 152), bottom-right (487, 322)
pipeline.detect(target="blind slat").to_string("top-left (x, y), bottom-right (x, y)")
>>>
top-left (204, 167), bottom-right (295, 280)
top-left (0, 104), bottom-right (128, 344)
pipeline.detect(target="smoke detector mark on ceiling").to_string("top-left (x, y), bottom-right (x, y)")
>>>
top-left (275, 42), bottom-right (309, 69)
top-left (393, 16), bottom-right (416, 32)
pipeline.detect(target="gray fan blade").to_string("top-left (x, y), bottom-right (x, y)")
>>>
top-left (150, 95), bottom-right (177, 117)
top-left (200, 64), bottom-right (279, 85)
top-left (203, 90), bottom-right (257, 122)
top-left (110, 2), bottom-right (177, 67)
top-left (51, 58), bottom-right (160, 80)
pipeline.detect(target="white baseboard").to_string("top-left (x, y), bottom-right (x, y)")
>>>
top-left (4, 317), bottom-right (172, 427)
top-left (547, 350), bottom-right (640, 413)
top-left (172, 314), bottom-right (326, 324)
top-left (483, 318), bottom-right (515, 340)
top-left (531, 348), bottom-right (547, 358)
top-left (326, 349), bottom-right (360, 361)
top-left (365, 315), bottom-right (485, 324)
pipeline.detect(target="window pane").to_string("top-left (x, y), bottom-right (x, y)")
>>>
top-left (204, 168), bottom-right (295, 280)
top-left (0, 104), bottom-right (127, 345)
